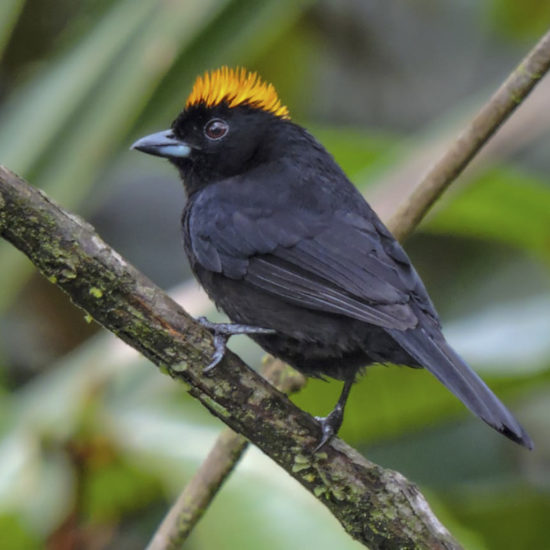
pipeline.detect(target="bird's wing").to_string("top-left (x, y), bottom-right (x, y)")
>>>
top-left (244, 224), bottom-right (418, 330)
top-left (188, 179), bottom-right (433, 331)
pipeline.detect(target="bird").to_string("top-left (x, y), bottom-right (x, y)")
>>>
top-left (132, 67), bottom-right (533, 451)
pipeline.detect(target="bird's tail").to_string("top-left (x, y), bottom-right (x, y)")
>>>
top-left (388, 326), bottom-right (533, 449)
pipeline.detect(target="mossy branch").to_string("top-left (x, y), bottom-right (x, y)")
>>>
top-left (0, 166), bottom-right (460, 549)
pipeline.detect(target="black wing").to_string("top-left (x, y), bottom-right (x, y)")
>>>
top-left (187, 170), bottom-right (433, 331)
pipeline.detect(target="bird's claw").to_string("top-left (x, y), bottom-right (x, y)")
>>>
top-left (313, 404), bottom-right (344, 452)
top-left (197, 316), bottom-right (276, 373)
top-left (203, 332), bottom-right (229, 374)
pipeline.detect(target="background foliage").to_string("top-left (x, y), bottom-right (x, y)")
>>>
top-left (0, 1), bottom-right (549, 548)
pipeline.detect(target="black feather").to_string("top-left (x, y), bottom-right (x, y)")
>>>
top-left (136, 97), bottom-right (532, 450)
top-left (389, 325), bottom-right (533, 449)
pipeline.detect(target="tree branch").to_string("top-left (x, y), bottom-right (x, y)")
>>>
top-left (0, 167), bottom-right (459, 549)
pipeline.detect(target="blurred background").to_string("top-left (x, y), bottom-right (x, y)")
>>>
top-left (1, 0), bottom-right (549, 548)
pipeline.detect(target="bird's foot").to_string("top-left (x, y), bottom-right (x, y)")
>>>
top-left (313, 403), bottom-right (344, 452)
top-left (197, 316), bottom-right (276, 373)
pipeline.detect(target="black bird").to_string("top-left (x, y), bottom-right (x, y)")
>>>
top-left (132, 67), bottom-right (533, 451)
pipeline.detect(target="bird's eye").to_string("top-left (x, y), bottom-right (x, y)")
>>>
top-left (204, 119), bottom-right (229, 140)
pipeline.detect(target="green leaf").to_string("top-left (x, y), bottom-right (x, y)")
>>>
top-left (449, 483), bottom-right (550, 550)
top-left (0, 514), bottom-right (41, 550)
top-left (485, 0), bottom-right (550, 40)
top-left (0, 0), bottom-right (25, 59)
top-left (426, 167), bottom-right (550, 263)
top-left (83, 457), bottom-right (163, 523)
top-left (0, 0), bottom-right (159, 177)
top-left (311, 126), bottom-right (397, 179)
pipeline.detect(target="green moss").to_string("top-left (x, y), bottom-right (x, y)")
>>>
top-left (329, 485), bottom-right (347, 502)
top-left (313, 485), bottom-right (327, 498)
top-left (212, 379), bottom-right (232, 397)
top-left (158, 364), bottom-right (171, 377)
top-left (201, 394), bottom-right (231, 418)
top-left (510, 91), bottom-right (523, 104)
top-left (89, 287), bottom-right (103, 298)
top-left (60, 268), bottom-right (77, 280)
top-left (292, 458), bottom-right (311, 473)
top-left (170, 361), bottom-right (189, 372)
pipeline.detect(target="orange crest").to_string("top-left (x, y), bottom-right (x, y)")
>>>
top-left (185, 67), bottom-right (290, 119)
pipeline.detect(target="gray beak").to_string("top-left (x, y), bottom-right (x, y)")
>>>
top-left (131, 130), bottom-right (191, 159)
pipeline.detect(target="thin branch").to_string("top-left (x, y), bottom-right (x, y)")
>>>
top-left (1, 27), bottom-right (549, 550)
top-left (146, 359), bottom-right (305, 550)
top-left (388, 29), bottom-right (550, 241)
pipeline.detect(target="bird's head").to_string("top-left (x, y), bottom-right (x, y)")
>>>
top-left (132, 67), bottom-right (292, 192)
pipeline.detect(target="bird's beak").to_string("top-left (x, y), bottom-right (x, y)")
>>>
top-left (131, 130), bottom-right (191, 159)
